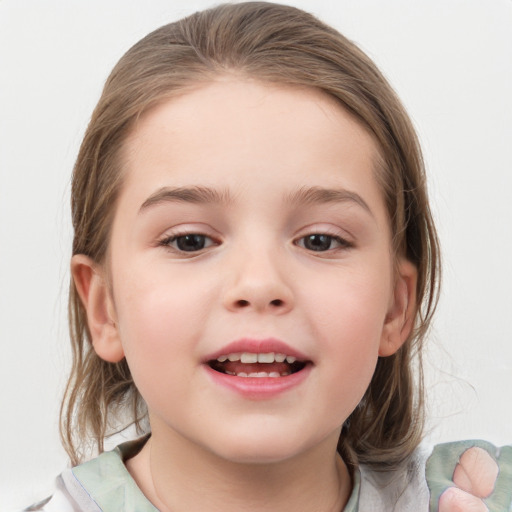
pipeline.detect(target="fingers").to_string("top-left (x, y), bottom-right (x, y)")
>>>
top-left (438, 447), bottom-right (500, 511)
top-left (438, 487), bottom-right (489, 512)
top-left (452, 447), bottom-right (499, 498)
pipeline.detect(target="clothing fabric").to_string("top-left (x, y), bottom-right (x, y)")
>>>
top-left (30, 437), bottom-right (512, 512)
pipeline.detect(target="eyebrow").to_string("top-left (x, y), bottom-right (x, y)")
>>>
top-left (139, 186), bottom-right (233, 211)
top-left (139, 184), bottom-right (373, 217)
top-left (285, 186), bottom-right (374, 217)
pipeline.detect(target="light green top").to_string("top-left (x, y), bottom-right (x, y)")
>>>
top-left (36, 437), bottom-right (512, 511)
top-left (71, 436), bottom-right (360, 511)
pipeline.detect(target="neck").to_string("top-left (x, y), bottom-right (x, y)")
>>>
top-left (127, 423), bottom-right (352, 512)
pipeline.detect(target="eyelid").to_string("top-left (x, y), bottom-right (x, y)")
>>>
top-left (294, 223), bottom-right (354, 242)
top-left (162, 233), bottom-right (216, 245)
top-left (156, 223), bottom-right (219, 240)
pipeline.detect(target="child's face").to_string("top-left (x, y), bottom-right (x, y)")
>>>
top-left (85, 79), bottom-right (414, 464)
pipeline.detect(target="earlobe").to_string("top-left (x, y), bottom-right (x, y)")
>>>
top-left (379, 259), bottom-right (418, 357)
top-left (71, 254), bottom-right (125, 363)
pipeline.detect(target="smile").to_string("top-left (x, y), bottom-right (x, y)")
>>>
top-left (208, 352), bottom-right (307, 377)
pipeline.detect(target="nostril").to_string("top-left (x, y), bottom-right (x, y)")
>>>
top-left (231, 298), bottom-right (288, 310)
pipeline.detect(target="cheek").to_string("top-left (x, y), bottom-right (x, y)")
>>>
top-left (309, 259), bottom-right (392, 340)
top-left (112, 271), bottom-right (210, 382)
top-left (115, 263), bottom-right (212, 337)
top-left (112, 279), bottom-right (206, 419)
top-left (307, 262), bottom-right (392, 405)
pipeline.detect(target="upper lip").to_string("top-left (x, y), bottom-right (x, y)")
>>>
top-left (203, 338), bottom-right (309, 363)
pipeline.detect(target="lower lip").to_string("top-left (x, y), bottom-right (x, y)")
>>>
top-left (203, 364), bottom-right (312, 400)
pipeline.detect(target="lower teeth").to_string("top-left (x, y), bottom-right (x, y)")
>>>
top-left (225, 371), bottom-right (291, 377)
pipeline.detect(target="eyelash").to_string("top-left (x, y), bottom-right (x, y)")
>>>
top-left (294, 233), bottom-right (352, 252)
top-left (158, 233), bottom-right (218, 253)
top-left (158, 231), bottom-right (353, 254)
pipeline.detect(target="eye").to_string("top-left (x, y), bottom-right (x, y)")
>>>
top-left (161, 233), bottom-right (216, 252)
top-left (296, 234), bottom-right (351, 252)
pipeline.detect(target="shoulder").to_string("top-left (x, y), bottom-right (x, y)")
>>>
top-left (23, 472), bottom-right (101, 512)
top-left (25, 471), bottom-right (104, 512)
top-left (28, 436), bottom-right (156, 512)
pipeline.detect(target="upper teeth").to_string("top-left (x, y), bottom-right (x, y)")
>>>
top-left (216, 352), bottom-right (297, 364)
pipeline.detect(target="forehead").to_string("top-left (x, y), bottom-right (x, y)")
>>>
top-left (118, 79), bottom-right (384, 214)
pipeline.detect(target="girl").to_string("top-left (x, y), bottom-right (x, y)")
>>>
top-left (29, 2), bottom-right (511, 511)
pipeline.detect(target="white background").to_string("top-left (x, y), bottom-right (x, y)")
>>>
top-left (1, 0), bottom-right (511, 509)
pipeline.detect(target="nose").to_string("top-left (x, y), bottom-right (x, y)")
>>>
top-left (222, 248), bottom-right (294, 315)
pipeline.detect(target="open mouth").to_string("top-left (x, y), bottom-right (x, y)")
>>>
top-left (208, 352), bottom-right (308, 377)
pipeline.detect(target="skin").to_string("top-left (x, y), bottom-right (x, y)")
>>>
top-left (72, 79), bottom-right (418, 511)
top-left (438, 447), bottom-right (499, 512)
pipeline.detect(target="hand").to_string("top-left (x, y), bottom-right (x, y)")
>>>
top-left (438, 447), bottom-right (499, 512)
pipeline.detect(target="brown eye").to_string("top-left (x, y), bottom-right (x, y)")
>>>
top-left (176, 234), bottom-right (207, 251)
top-left (163, 234), bottom-right (215, 252)
top-left (303, 234), bottom-right (332, 251)
top-left (297, 234), bottom-right (350, 252)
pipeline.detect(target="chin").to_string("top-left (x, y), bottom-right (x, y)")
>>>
top-left (205, 428), bottom-right (322, 466)
top-left (215, 447), bottom-right (301, 465)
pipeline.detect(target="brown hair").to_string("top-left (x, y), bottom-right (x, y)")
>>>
top-left (61, 1), bottom-right (440, 468)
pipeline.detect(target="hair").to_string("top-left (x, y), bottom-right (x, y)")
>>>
top-left (61, 1), bottom-right (440, 469)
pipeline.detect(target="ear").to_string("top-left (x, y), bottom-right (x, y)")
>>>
top-left (71, 254), bottom-right (125, 363)
top-left (379, 258), bottom-right (418, 357)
